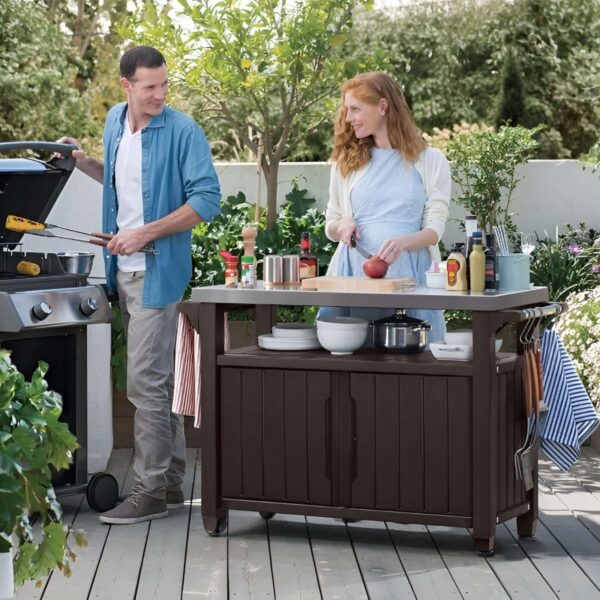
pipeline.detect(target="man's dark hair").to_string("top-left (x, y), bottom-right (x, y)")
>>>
top-left (120, 46), bottom-right (166, 80)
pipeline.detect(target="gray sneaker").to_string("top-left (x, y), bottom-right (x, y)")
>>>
top-left (166, 489), bottom-right (185, 509)
top-left (99, 488), bottom-right (168, 524)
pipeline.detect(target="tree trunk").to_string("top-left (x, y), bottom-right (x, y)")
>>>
top-left (265, 160), bottom-right (279, 229)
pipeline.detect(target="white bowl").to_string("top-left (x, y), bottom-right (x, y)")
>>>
top-left (425, 271), bottom-right (446, 289)
top-left (316, 316), bottom-right (369, 330)
top-left (272, 323), bottom-right (317, 339)
top-left (316, 317), bottom-right (369, 355)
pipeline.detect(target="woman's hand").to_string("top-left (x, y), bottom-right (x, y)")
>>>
top-left (377, 237), bottom-right (408, 265)
top-left (335, 216), bottom-right (360, 247)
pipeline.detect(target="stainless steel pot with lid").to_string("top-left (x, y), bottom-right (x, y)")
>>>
top-left (372, 308), bottom-right (431, 353)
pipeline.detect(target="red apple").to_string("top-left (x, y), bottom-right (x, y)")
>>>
top-left (363, 255), bottom-right (389, 278)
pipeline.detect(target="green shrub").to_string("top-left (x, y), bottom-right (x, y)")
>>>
top-left (555, 286), bottom-right (600, 408)
top-left (530, 224), bottom-right (600, 302)
top-left (0, 350), bottom-right (84, 586)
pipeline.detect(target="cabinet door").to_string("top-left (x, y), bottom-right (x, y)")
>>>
top-left (348, 373), bottom-right (473, 516)
top-left (220, 367), bottom-right (332, 505)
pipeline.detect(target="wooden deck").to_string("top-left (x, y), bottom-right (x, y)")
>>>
top-left (16, 446), bottom-right (600, 600)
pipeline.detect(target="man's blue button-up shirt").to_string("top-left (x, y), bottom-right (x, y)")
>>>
top-left (102, 102), bottom-right (221, 308)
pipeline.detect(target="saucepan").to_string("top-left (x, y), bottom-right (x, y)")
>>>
top-left (371, 308), bottom-right (431, 353)
top-left (56, 251), bottom-right (94, 276)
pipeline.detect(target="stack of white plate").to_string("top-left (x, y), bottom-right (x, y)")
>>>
top-left (257, 323), bottom-right (321, 351)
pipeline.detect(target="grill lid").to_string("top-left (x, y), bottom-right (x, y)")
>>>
top-left (0, 141), bottom-right (77, 246)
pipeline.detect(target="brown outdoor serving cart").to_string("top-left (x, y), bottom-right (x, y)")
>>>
top-left (181, 283), bottom-right (556, 554)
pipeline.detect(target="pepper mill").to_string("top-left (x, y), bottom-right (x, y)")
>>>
top-left (241, 225), bottom-right (257, 257)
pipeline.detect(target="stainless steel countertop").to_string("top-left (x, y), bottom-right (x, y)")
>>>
top-left (189, 282), bottom-right (549, 311)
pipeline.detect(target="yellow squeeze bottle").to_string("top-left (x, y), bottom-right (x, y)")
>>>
top-left (446, 243), bottom-right (468, 291)
top-left (469, 231), bottom-right (485, 293)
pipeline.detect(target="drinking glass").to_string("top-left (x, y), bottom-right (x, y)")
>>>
top-left (520, 233), bottom-right (536, 255)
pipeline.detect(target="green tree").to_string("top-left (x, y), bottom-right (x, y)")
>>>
top-left (349, 0), bottom-right (509, 132)
top-left (0, 0), bottom-right (95, 142)
top-left (509, 0), bottom-right (600, 158)
top-left (121, 0), bottom-right (376, 228)
top-left (348, 0), bottom-right (600, 159)
top-left (495, 47), bottom-right (526, 128)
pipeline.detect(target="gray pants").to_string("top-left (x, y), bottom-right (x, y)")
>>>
top-left (117, 271), bottom-right (186, 499)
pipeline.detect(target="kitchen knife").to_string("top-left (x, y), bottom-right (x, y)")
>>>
top-left (350, 234), bottom-right (372, 259)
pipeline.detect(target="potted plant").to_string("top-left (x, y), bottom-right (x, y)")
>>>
top-left (448, 125), bottom-right (539, 240)
top-left (0, 349), bottom-right (83, 590)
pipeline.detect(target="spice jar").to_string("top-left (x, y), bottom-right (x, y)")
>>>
top-left (240, 255), bottom-right (257, 289)
top-left (219, 250), bottom-right (239, 288)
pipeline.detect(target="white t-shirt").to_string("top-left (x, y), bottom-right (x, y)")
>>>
top-left (115, 116), bottom-right (146, 272)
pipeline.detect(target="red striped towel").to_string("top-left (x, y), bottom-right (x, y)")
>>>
top-left (172, 312), bottom-right (230, 427)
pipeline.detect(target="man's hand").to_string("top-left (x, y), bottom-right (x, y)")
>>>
top-left (336, 216), bottom-right (360, 247)
top-left (106, 228), bottom-right (152, 256)
top-left (55, 136), bottom-right (86, 165)
top-left (55, 136), bottom-right (103, 184)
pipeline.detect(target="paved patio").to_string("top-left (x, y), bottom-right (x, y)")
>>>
top-left (15, 446), bottom-right (600, 599)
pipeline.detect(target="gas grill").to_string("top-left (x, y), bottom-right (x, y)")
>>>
top-left (0, 141), bottom-right (118, 512)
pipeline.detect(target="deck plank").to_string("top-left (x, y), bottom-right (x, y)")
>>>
top-left (307, 517), bottom-right (368, 600)
top-left (347, 520), bottom-right (415, 599)
top-left (181, 449), bottom-right (228, 599)
top-left (427, 526), bottom-right (509, 598)
top-left (487, 525), bottom-right (557, 599)
top-left (15, 448), bottom-right (600, 600)
top-left (387, 523), bottom-right (461, 598)
top-left (537, 484), bottom-right (600, 591)
top-left (135, 448), bottom-right (198, 599)
top-left (539, 459), bottom-right (600, 542)
top-left (227, 510), bottom-right (275, 598)
top-left (506, 517), bottom-right (600, 597)
top-left (268, 514), bottom-right (321, 599)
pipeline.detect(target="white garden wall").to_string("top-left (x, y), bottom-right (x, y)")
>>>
top-left (215, 160), bottom-right (600, 244)
top-left (28, 160), bottom-right (598, 467)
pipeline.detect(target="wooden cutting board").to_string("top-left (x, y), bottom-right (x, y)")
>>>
top-left (301, 276), bottom-right (416, 292)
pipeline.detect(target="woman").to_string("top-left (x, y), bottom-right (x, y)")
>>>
top-left (323, 72), bottom-right (451, 342)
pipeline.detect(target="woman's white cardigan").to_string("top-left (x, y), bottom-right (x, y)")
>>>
top-left (324, 146), bottom-right (452, 275)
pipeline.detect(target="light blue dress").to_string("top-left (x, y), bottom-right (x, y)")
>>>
top-left (321, 148), bottom-right (446, 343)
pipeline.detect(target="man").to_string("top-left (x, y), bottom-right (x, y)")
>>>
top-left (60, 45), bottom-right (221, 524)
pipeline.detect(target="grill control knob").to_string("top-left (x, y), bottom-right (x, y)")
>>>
top-left (80, 297), bottom-right (98, 316)
top-left (31, 302), bottom-right (52, 321)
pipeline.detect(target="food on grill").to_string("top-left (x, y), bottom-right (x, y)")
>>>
top-left (16, 260), bottom-right (41, 276)
top-left (5, 215), bottom-right (45, 233)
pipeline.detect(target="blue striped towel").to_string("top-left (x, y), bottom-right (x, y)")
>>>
top-left (540, 329), bottom-right (600, 471)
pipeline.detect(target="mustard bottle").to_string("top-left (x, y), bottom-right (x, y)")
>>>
top-left (446, 243), bottom-right (468, 291)
top-left (469, 231), bottom-right (485, 293)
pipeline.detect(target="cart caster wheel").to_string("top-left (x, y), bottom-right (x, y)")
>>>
top-left (206, 516), bottom-right (228, 537)
top-left (86, 472), bottom-right (119, 513)
top-left (477, 549), bottom-right (495, 557)
top-left (259, 512), bottom-right (275, 520)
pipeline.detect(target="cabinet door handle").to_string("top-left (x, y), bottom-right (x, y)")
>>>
top-left (325, 395), bottom-right (331, 480)
top-left (351, 394), bottom-right (358, 482)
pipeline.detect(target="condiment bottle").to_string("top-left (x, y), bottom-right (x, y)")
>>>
top-left (446, 243), bottom-right (468, 291)
top-left (484, 233), bottom-right (498, 293)
top-left (240, 225), bottom-right (257, 288)
top-left (218, 250), bottom-right (239, 288)
top-left (240, 256), bottom-right (256, 288)
top-left (299, 231), bottom-right (318, 280)
top-left (469, 231), bottom-right (485, 293)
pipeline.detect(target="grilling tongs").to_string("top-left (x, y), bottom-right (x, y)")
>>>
top-left (5, 215), bottom-right (159, 255)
